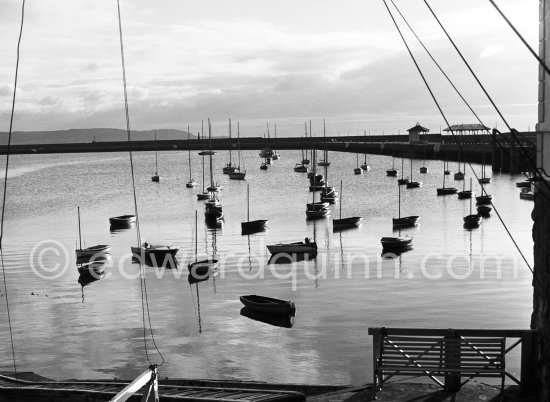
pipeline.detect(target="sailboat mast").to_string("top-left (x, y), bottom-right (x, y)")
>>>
top-left (77, 206), bottom-right (82, 250)
top-left (401, 158), bottom-right (404, 179)
top-left (201, 122), bottom-right (205, 191)
top-left (208, 119), bottom-right (213, 189)
top-left (229, 118), bottom-right (232, 166)
top-left (154, 131), bottom-right (158, 174)
top-left (188, 125), bottom-right (192, 181)
top-left (247, 183), bottom-right (250, 222)
top-left (410, 158), bottom-right (413, 181)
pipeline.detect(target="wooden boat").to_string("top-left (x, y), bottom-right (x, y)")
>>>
top-left (463, 192), bottom-right (481, 227)
top-left (198, 150), bottom-right (216, 155)
top-left (188, 210), bottom-right (219, 279)
top-left (197, 126), bottom-right (211, 200)
top-left (75, 207), bottom-right (111, 260)
top-left (240, 295), bottom-right (296, 316)
top-left (184, 126), bottom-right (197, 188)
top-left (260, 161), bottom-right (268, 170)
top-left (320, 187), bottom-right (338, 203)
top-left (419, 166), bottom-right (428, 173)
top-left (241, 184), bottom-right (268, 234)
top-left (458, 177), bottom-right (474, 199)
top-left (294, 163), bottom-right (308, 172)
top-left (477, 205), bottom-right (492, 215)
top-left (332, 180), bottom-right (361, 229)
top-left (478, 153), bottom-right (491, 183)
top-left (516, 180), bottom-right (531, 188)
top-left (306, 208), bottom-right (330, 219)
top-left (109, 214), bottom-right (136, 226)
top-left (437, 162), bottom-right (458, 195)
top-left (204, 120), bottom-right (224, 221)
top-left (392, 183), bottom-right (419, 228)
top-left (361, 144), bottom-right (370, 170)
top-left (386, 157), bottom-right (398, 176)
top-left (397, 158), bottom-right (409, 185)
top-left (240, 307), bottom-right (293, 328)
top-left (151, 131), bottom-right (160, 182)
top-left (267, 238), bottom-right (317, 254)
top-left (318, 160), bottom-right (330, 167)
top-left (454, 155), bottom-right (464, 180)
top-left (131, 242), bottom-right (179, 262)
top-left (307, 201), bottom-right (329, 211)
top-left (381, 235), bottom-right (413, 251)
top-left (476, 194), bottom-right (493, 205)
top-left (406, 159), bottom-right (421, 188)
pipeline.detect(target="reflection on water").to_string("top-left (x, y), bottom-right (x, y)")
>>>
top-left (0, 150), bottom-right (535, 385)
top-left (240, 307), bottom-right (294, 328)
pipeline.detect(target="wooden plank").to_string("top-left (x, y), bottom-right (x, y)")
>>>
top-left (369, 327), bottom-right (532, 338)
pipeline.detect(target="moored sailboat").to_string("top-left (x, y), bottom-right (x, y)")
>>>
top-left (151, 131), bottom-right (160, 182)
top-left (75, 207), bottom-right (111, 259)
top-left (185, 125), bottom-right (197, 188)
top-left (333, 180), bottom-right (362, 230)
top-left (229, 122), bottom-right (246, 180)
top-left (392, 184), bottom-right (419, 228)
top-left (241, 184), bottom-right (268, 234)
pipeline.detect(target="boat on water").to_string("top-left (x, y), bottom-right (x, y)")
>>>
top-left (131, 242), bottom-right (179, 264)
top-left (294, 163), bottom-right (308, 172)
top-left (222, 119), bottom-right (238, 174)
top-left (240, 307), bottom-right (293, 328)
top-left (392, 184), bottom-right (419, 228)
top-left (361, 143), bottom-right (370, 171)
top-left (204, 120), bottom-right (224, 221)
top-left (318, 160), bottom-right (330, 167)
top-left (516, 180), bottom-right (531, 188)
top-left (386, 157), bottom-right (398, 176)
top-left (463, 192), bottom-right (481, 228)
top-left (109, 214), bottom-right (136, 227)
top-left (405, 159), bottom-right (421, 188)
top-left (477, 205), bottom-right (492, 216)
top-left (185, 126), bottom-right (197, 188)
top-left (260, 161), bottom-right (268, 170)
top-left (75, 208), bottom-right (111, 259)
top-left (478, 153), bottom-right (492, 183)
top-left (381, 235), bottom-right (413, 252)
top-left (333, 180), bottom-right (362, 230)
top-left (457, 177), bottom-right (474, 199)
top-left (267, 238), bottom-right (317, 255)
top-left (397, 158), bottom-right (409, 185)
top-left (454, 155), bottom-right (465, 180)
top-left (476, 182), bottom-right (493, 205)
top-left (306, 150), bottom-right (330, 219)
top-left (240, 295), bottom-right (296, 316)
top-left (419, 166), bottom-right (428, 173)
top-left (229, 122), bottom-right (246, 180)
top-left (258, 148), bottom-right (273, 158)
top-left (241, 184), bottom-right (268, 234)
top-left (151, 131), bottom-right (160, 182)
top-left (437, 162), bottom-right (458, 195)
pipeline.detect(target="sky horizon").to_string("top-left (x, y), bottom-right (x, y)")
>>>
top-left (0, 1), bottom-right (540, 137)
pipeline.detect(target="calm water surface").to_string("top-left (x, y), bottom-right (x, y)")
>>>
top-left (0, 149), bottom-right (534, 385)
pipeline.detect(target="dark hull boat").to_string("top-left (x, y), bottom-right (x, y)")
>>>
top-left (457, 190), bottom-right (473, 199)
top-left (381, 236), bottom-right (413, 251)
top-left (437, 187), bottom-right (458, 195)
top-left (476, 195), bottom-right (493, 205)
top-left (463, 214), bottom-right (481, 226)
top-left (240, 307), bottom-right (293, 328)
top-left (406, 181), bottom-right (421, 188)
top-left (109, 214), bottom-right (136, 228)
top-left (240, 295), bottom-right (296, 316)
top-left (241, 219), bottom-right (268, 234)
top-left (333, 216), bottom-right (362, 229)
top-left (397, 178), bottom-right (409, 185)
top-left (386, 168), bottom-right (398, 177)
top-left (392, 216), bottom-right (419, 228)
top-left (188, 259), bottom-right (219, 280)
top-left (477, 205), bottom-right (492, 216)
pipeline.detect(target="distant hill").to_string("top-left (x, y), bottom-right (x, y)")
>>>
top-left (0, 128), bottom-right (199, 145)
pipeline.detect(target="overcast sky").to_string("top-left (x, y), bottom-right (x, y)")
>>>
top-left (0, 0), bottom-right (539, 137)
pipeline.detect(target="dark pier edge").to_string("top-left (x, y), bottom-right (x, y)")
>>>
top-left (532, 180), bottom-right (550, 400)
top-left (0, 131), bottom-right (536, 174)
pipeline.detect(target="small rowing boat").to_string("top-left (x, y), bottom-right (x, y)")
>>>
top-left (240, 295), bottom-right (296, 316)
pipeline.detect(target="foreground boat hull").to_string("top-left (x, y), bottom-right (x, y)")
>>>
top-left (241, 220), bottom-right (269, 234)
top-left (333, 217), bottom-right (362, 229)
top-left (392, 216), bottom-right (419, 228)
top-left (240, 295), bottom-right (296, 316)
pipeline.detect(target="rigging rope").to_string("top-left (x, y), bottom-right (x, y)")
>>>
top-left (116, 0), bottom-right (164, 367)
top-left (389, 0), bottom-right (550, 202)
top-left (422, 0), bottom-right (544, 187)
top-left (382, 0), bottom-right (536, 279)
top-left (0, 0), bottom-right (26, 379)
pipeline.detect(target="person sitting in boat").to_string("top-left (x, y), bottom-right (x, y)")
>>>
top-left (143, 242), bottom-right (149, 248)
top-left (304, 237), bottom-right (310, 244)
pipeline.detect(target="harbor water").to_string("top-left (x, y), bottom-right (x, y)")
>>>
top-left (0, 149), bottom-right (534, 385)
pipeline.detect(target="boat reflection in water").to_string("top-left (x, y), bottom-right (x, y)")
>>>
top-left (380, 244), bottom-right (413, 258)
top-left (268, 252), bottom-right (317, 264)
top-left (240, 307), bottom-right (294, 328)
